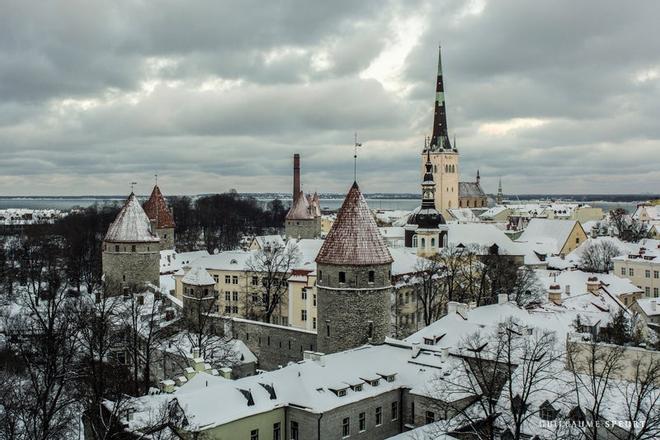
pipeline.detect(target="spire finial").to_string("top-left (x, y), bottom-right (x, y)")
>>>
top-left (130, 181), bottom-right (137, 193)
top-left (353, 132), bottom-right (362, 182)
top-left (154, 173), bottom-right (158, 186)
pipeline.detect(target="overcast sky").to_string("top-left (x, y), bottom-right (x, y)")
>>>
top-left (1, 0), bottom-right (659, 196)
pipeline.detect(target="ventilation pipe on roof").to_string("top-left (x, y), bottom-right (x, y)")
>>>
top-left (411, 342), bottom-right (421, 359)
top-left (498, 293), bottom-right (508, 305)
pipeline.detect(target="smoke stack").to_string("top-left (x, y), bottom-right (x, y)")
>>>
top-left (293, 154), bottom-right (301, 203)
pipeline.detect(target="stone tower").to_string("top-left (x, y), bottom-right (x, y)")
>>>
top-left (181, 266), bottom-right (217, 328)
top-left (284, 154), bottom-right (321, 239)
top-left (315, 182), bottom-right (393, 354)
top-left (143, 185), bottom-right (176, 251)
top-left (423, 46), bottom-right (459, 215)
top-left (405, 150), bottom-right (448, 257)
top-left (102, 193), bottom-right (160, 295)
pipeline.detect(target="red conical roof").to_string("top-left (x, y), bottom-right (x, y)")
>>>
top-left (316, 182), bottom-right (393, 266)
top-left (143, 185), bottom-right (176, 229)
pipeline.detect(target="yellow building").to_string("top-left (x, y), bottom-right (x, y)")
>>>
top-left (613, 241), bottom-right (660, 299)
top-left (517, 218), bottom-right (588, 257)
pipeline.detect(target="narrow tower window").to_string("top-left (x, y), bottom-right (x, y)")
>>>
top-left (368, 271), bottom-right (375, 283)
top-left (338, 271), bottom-right (346, 283)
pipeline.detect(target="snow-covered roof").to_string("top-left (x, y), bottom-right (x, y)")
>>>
top-left (517, 218), bottom-right (581, 254)
top-left (537, 269), bottom-right (640, 302)
top-left (181, 266), bottom-right (216, 286)
top-left (121, 342), bottom-right (469, 433)
top-left (251, 234), bottom-right (285, 250)
top-left (286, 191), bottom-right (316, 220)
top-left (546, 236), bottom-right (634, 270)
top-left (160, 250), bottom-right (210, 274)
top-left (612, 238), bottom-right (660, 263)
top-left (458, 181), bottom-right (485, 198)
top-left (634, 297), bottom-right (660, 317)
top-left (316, 182), bottom-right (393, 266)
top-left (446, 208), bottom-right (480, 223)
top-left (104, 193), bottom-right (160, 243)
top-left (479, 205), bottom-right (509, 220)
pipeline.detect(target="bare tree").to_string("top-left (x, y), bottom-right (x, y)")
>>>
top-left (579, 240), bottom-right (623, 273)
top-left (617, 357), bottom-right (660, 440)
top-left (436, 245), bottom-right (466, 305)
top-left (412, 258), bottom-right (446, 326)
top-left (609, 209), bottom-right (652, 242)
top-left (245, 243), bottom-right (299, 323)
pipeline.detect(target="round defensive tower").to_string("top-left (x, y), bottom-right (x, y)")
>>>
top-left (315, 182), bottom-right (393, 354)
top-left (181, 266), bottom-right (218, 328)
top-left (102, 193), bottom-right (161, 295)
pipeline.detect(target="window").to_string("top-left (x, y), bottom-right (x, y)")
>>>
top-left (273, 422), bottom-right (280, 440)
top-left (431, 237), bottom-right (435, 247)
top-left (375, 407), bottom-right (382, 426)
top-left (368, 271), bottom-right (375, 283)
top-left (232, 291), bottom-right (239, 301)
top-left (654, 271), bottom-right (659, 279)
top-left (654, 287), bottom-right (658, 297)
top-left (645, 287), bottom-right (651, 295)
top-left (629, 268), bottom-right (634, 276)
top-left (425, 411), bottom-right (435, 424)
top-left (339, 271), bottom-right (346, 283)
top-left (301, 289), bottom-right (307, 300)
top-left (621, 267), bottom-right (626, 276)
top-left (313, 294), bottom-right (316, 306)
top-left (224, 306), bottom-right (231, 313)
top-left (326, 322), bottom-right (330, 337)
top-left (301, 310), bottom-right (307, 321)
top-left (232, 276), bottom-right (238, 284)
top-left (421, 238), bottom-right (426, 248)
top-left (225, 292), bottom-right (231, 301)
top-left (318, 270), bottom-right (323, 282)
top-left (342, 417), bottom-right (350, 438)
top-left (250, 429), bottom-right (258, 440)
top-left (575, 237), bottom-right (580, 244)
top-left (646, 270), bottom-right (651, 278)
top-left (114, 245), bottom-right (119, 252)
top-left (131, 245), bottom-right (136, 252)
top-left (412, 235), bottom-right (418, 247)
top-left (232, 305), bottom-right (238, 313)
top-left (225, 275), bottom-right (231, 283)
top-left (290, 422), bottom-right (298, 440)
top-left (213, 275), bottom-right (219, 282)
top-left (411, 402), bottom-right (415, 421)
top-left (391, 401), bottom-right (399, 421)
top-left (358, 412), bottom-right (366, 432)
top-left (312, 317), bottom-right (317, 329)
top-left (252, 276), bottom-right (258, 285)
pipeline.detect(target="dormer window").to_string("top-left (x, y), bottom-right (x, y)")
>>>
top-left (351, 384), bottom-right (363, 392)
top-left (539, 400), bottom-right (559, 421)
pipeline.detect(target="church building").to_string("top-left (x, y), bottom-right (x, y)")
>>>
top-left (423, 47), bottom-right (488, 213)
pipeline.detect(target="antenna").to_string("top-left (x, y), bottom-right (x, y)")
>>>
top-left (353, 132), bottom-right (362, 182)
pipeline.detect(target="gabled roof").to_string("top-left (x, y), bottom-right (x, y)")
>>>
top-left (104, 193), bottom-right (160, 243)
top-left (143, 185), bottom-right (176, 229)
top-left (458, 181), bottom-right (486, 198)
top-left (286, 190), bottom-right (316, 220)
top-left (517, 219), bottom-right (583, 254)
top-left (316, 182), bottom-right (393, 266)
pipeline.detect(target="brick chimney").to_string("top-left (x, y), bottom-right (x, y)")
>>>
top-left (586, 277), bottom-right (600, 295)
top-left (548, 284), bottom-right (562, 304)
top-left (293, 153), bottom-right (301, 203)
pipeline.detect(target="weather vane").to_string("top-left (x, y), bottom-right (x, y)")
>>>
top-left (353, 132), bottom-right (362, 182)
top-left (154, 173), bottom-right (158, 185)
top-left (130, 181), bottom-right (137, 193)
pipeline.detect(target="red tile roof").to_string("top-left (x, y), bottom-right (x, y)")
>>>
top-left (286, 190), bottom-right (316, 220)
top-left (316, 182), bottom-right (393, 266)
top-left (143, 185), bottom-right (176, 229)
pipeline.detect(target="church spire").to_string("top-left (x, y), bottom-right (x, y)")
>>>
top-left (429, 46), bottom-right (452, 152)
top-left (421, 149), bottom-right (436, 209)
top-left (497, 177), bottom-right (504, 204)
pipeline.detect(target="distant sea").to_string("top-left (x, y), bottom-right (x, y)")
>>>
top-left (0, 196), bottom-right (648, 214)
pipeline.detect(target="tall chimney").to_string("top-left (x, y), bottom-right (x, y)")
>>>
top-left (293, 153), bottom-right (301, 203)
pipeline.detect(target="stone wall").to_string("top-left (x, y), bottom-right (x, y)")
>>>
top-left (102, 241), bottom-right (160, 294)
top-left (155, 227), bottom-right (175, 250)
top-left (285, 218), bottom-right (321, 239)
top-left (221, 316), bottom-right (318, 371)
top-left (316, 263), bottom-right (391, 354)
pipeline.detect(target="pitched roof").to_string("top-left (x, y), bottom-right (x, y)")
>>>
top-left (143, 185), bottom-right (176, 229)
top-left (316, 182), bottom-right (393, 266)
top-left (286, 190), bottom-right (316, 220)
top-left (104, 193), bottom-right (160, 243)
top-left (458, 181), bottom-right (486, 198)
top-left (517, 219), bottom-right (581, 254)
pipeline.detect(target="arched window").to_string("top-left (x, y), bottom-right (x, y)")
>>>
top-left (421, 238), bottom-right (426, 248)
top-left (431, 238), bottom-right (436, 247)
top-left (448, 201), bottom-right (452, 208)
top-left (412, 235), bottom-right (418, 247)
top-left (443, 234), bottom-right (448, 247)
top-left (434, 165), bottom-right (437, 173)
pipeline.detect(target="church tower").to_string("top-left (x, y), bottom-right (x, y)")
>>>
top-left (315, 182), bottom-right (393, 354)
top-left (405, 150), bottom-right (448, 257)
top-left (423, 46), bottom-right (459, 214)
top-left (497, 178), bottom-right (504, 205)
